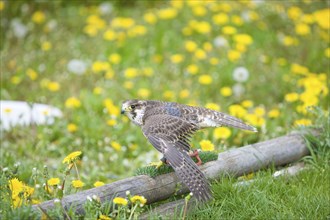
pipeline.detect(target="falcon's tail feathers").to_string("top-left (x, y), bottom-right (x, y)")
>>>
top-left (214, 111), bottom-right (257, 132)
top-left (163, 141), bottom-right (213, 202)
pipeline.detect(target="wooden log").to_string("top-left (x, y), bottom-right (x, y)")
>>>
top-left (33, 131), bottom-right (311, 215)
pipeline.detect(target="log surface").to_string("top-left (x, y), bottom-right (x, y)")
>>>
top-left (33, 132), bottom-right (311, 214)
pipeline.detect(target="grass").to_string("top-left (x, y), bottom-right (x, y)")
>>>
top-left (0, 0), bottom-right (329, 219)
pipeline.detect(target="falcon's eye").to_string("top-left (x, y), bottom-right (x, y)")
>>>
top-left (130, 105), bottom-right (136, 109)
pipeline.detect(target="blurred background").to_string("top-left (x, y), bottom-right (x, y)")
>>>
top-left (0, 0), bottom-right (329, 197)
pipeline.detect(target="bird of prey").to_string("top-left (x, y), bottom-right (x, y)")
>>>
top-left (121, 100), bottom-right (257, 202)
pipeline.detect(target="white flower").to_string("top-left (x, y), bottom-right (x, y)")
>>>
top-left (35, 184), bottom-right (41, 189)
top-left (99, 2), bottom-right (113, 15)
top-left (2, 167), bottom-right (8, 172)
top-left (11, 19), bottom-right (28, 38)
top-left (54, 198), bottom-right (61, 204)
top-left (232, 83), bottom-right (245, 98)
top-left (47, 20), bottom-right (58, 31)
top-left (213, 36), bottom-right (228, 48)
top-left (126, 190), bottom-right (130, 196)
top-left (86, 196), bottom-right (92, 202)
top-left (233, 67), bottom-right (249, 83)
top-left (67, 59), bottom-right (87, 75)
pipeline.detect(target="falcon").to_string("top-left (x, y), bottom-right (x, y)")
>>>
top-left (121, 100), bottom-right (257, 202)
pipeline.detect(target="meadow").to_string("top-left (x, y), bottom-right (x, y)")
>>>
top-left (0, 1), bottom-right (329, 219)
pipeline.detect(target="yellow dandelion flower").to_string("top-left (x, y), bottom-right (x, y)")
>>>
top-left (124, 68), bottom-right (138, 78)
top-left (67, 123), bottom-right (78, 133)
top-left (108, 53), bottom-right (121, 64)
top-left (144, 12), bottom-right (157, 24)
top-left (137, 88), bottom-right (150, 99)
top-left (163, 90), bottom-right (175, 100)
top-left (222, 26), bottom-right (237, 35)
top-left (254, 107), bottom-right (265, 117)
top-left (220, 87), bottom-right (232, 97)
top-left (282, 36), bottom-right (299, 46)
top-left (47, 178), bottom-right (60, 186)
top-left (158, 8), bottom-right (177, 20)
top-left (111, 141), bottom-right (121, 151)
top-left (245, 114), bottom-right (265, 127)
top-left (229, 105), bottom-right (247, 118)
top-left (192, 5), bottom-right (207, 17)
top-left (107, 119), bottom-right (117, 126)
top-left (26, 68), bottom-right (38, 80)
top-left (124, 81), bottom-right (133, 89)
top-left (92, 61), bottom-right (110, 73)
top-left (209, 57), bottom-right (219, 65)
top-left (227, 50), bottom-right (241, 62)
top-left (199, 140), bottom-right (215, 151)
top-left (295, 23), bottom-right (310, 36)
top-left (294, 119), bottom-right (312, 126)
top-left (62, 151), bottom-right (82, 164)
top-left (241, 100), bottom-right (253, 108)
top-left (94, 181), bottom-right (105, 187)
top-left (194, 49), bottom-right (207, 60)
top-left (268, 109), bottom-right (280, 118)
top-left (47, 81), bottom-right (60, 92)
top-left (93, 87), bottom-right (103, 95)
top-left (185, 40), bottom-right (198, 52)
top-left (99, 214), bottom-right (112, 220)
top-left (170, 54), bottom-right (184, 64)
top-left (313, 8), bottom-right (330, 30)
top-left (0, 1), bottom-right (4, 11)
top-left (205, 103), bottom-right (220, 111)
top-left (233, 34), bottom-right (253, 46)
top-left (179, 89), bottom-right (190, 99)
top-left (72, 180), bottom-right (84, 188)
top-left (130, 195), bottom-right (147, 204)
top-left (212, 13), bottom-right (229, 25)
top-left (10, 76), bottom-right (21, 85)
top-left (285, 93), bottom-right (299, 102)
top-left (103, 29), bottom-right (117, 41)
top-left (32, 11), bottom-right (46, 24)
top-left (325, 48), bottom-right (330, 58)
top-left (195, 21), bottom-right (211, 34)
top-left (232, 15), bottom-right (243, 26)
top-left (287, 6), bottom-right (302, 21)
top-left (9, 178), bottom-right (24, 197)
top-left (213, 127), bottom-right (231, 140)
top-left (65, 97), bottom-right (81, 108)
top-left (113, 197), bottom-right (128, 206)
top-left (203, 42), bottom-right (212, 52)
top-left (198, 74), bottom-right (213, 85)
top-left (142, 67), bottom-right (154, 77)
top-left (41, 41), bottom-right (52, 51)
top-left (291, 63), bottom-right (309, 75)
top-left (186, 64), bottom-right (199, 75)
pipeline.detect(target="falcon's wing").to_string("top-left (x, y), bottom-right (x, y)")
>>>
top-left (142, 115), bottom-right (212, 201)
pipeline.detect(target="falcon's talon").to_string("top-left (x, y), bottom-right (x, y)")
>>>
top-left (121, 99), bottom-right (257, 202)
top-left (189, 150), bottom-right (202, 166)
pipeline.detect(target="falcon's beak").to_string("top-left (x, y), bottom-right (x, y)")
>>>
top-left (121, 109), bottom-right (125, 114)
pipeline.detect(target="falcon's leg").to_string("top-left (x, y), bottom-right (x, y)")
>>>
top-left (189, 150), bottom-right (202, 166)
top-left (160, 156), bottom-right (169, 164)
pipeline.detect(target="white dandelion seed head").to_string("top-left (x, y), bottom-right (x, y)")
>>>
top-left (54, 198), bottom-right (61, 204)
top-left (87, 196), bottom-right (92, 202)
top-left (233, 67), bottom-right (249, 83)
top-left (67, 59), bottom-right (87, 75)
top-left (232, 83), bottom-right (246, 98)
top-left (92, 195), bottom-right (99, 200)
top-left (14, 162), bottom-right (21, 167)
top-left (35, 184), bottom-right (41, 189)
top-left (99, 2), bottom-right (113, 15)
top-left (126, 190), bottom-right (131, 196)
top-left (11, 19), bottom-right (28, 39)
top-left (213, 36), bottom-right (228, 48)
top-left (2, 167), bottom-right (9, 172)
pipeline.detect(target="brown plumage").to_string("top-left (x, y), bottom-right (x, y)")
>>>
top-left (121, 100), bottom-right (257, 201)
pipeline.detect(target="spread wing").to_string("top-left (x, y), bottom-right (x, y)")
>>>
top-left (142, 115), bottom-right (212, 201)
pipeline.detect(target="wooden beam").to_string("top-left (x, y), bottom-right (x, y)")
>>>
top-left (32, 131), bottom-right (312, 215)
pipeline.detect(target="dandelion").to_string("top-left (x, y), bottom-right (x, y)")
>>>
top-left (72, 180), bottom-right (84, 188)
top-left (198, 74), bottom-right (213, 85)
top-left (227, 50), bottom-right (241, 62)
top-left (241, 100), bottom-right (254, 108)
top-left (130, 195), bottom-right (147, 205)
top-left (199, 140), bottom-right (214, 151)
top-left (294, 119), bottom-right (312, 126)
top-left (158, 8), bottom-right (177, 20)
top-left (232, 83), bottom-right (245, 97)
top-left (287, 6), bottom-right (302, 21)
top-left (124, 68), bottom-right (138, 78)
top-left (47, 178), bottom-right (60, 186)
top-left (47, 81), bottom-right (60, 92)
top-left (313, 8), bottom-right (330, 30)
top-left (209, 57), bottom-right (219, 65)
top-left (233, 67), bottom-right (249, 82)
top-left (222, 26), bottom-right (237, 35)
top-left (137, 88), bottom-right (150, 99)
top-left (285, 93), bottom-right (299, 102)
top-left (195, 21), bottom-right (211, 34)
top-left (65, 97), bottom-right (81, 108)
top-left (220, 87), bottom-right (232, 97)
top-left (103, 29), bottom-right (116, 41)
top-left (93, 87), bottom-right (103, 95)
top-left (245, 114), bottom-right (265, 127)
top-left (254, 107), bottom-right (265, 117)
top-left (0, 1), bottom-right (4, 11)
top-left (41, 41), bottom-right (52, 51)
top-left (213, 36), bottom-right (228, 48)
top-left (92, 61), bottom-right (110, 73)
top-left (94, 181), bottom-right (105, 187)
top-left (99, 215), bottom-right (112, 220)
top-left (111, 141), bottom-right (121, 151)
top-left (62, 151), bottom-right (82, 164)
top-left (179, 89), bottom-right (190, 99)
top-left (26, 68), bottom-right (38, 80)
top-left (67, 123), bottom-right (78, 133)
top-left (11, 19), bottom-right (28, 39)
top-left (229, 105), bottom-right (247, 118)
top-left (32, 11), bottom-right (46, 24)
top-left (205, 103), bottom-right (220, 111)
top-left (107, 119), bottom-right (117, 126)
top-left (213, 127), bottom-right (231, 139)
top-left (67, 59), bottom-right (87, 75)
top-left (194, 49), bottom-right (207, 60)
top-left (233, 34), bottom-right (253, 45)
top-left (163, 90), bottom-right (175, 100)
top-left (170, 54), bottom-right (184, 64)
top-left (295, 23), bottom-right (310, 36)
top-left (144, 12), bottom-right (157, 24)
top-left (186, 64), bottom-right (199, 75)
top-left (185, 40), bottom-right (198, 52)
top-left (213, 13), bottom-right (229, 25)
top-left (113, 197), bottom-right (128, 206)
top-left (324, 48), bottom-right (330, 58)
top-left (108, 53), bottom-right (121, 64)
top-left (268, 109), bottom-right (280, 118)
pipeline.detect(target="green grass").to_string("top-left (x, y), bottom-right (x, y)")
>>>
top-left (0, 0), bottom-right (329, 219)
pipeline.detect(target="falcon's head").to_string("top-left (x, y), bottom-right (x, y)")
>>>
top-left (121, 100), bottom-right (147, 126)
